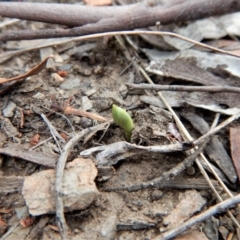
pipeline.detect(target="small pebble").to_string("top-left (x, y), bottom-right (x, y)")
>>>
top-left (151, 190), bottom-right (163, 201)
top-left (81, 96), bottom-right (93, 111)
top-left (32, 92), bottom-right (45, 99)
top-left (80, 117), bottom-right (92, 128)
top-left (186, 166), bottom-right (196, 175)
top-left (50, 73), bottom-right (65, 86)
top-left (73, 116), bottom-right (81, 124)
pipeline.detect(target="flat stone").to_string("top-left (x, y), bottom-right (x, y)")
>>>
top-left (32, 92), bottom-right (45, 99)
top-left (81, 96), bottom-right (93, 111)
top-left (2, 101), bottom-right (16, 117)
top-left (22, 157), bottom-right (99, 216)
top-left (60, 77), bottom-right (81, 89)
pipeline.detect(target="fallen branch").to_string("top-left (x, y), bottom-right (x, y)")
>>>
top-left (1, 0), bottom-right (240, 40)
top-left (153, 193), bottom-right (240, 240)
top-left (63, 105), bottom-right (107, 123)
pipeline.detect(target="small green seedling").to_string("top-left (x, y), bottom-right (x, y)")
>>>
top-left (112, 104), bottom-right (134, 142)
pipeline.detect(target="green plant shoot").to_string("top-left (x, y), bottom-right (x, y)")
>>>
top-left (112, 104), bottom-right (134, 142)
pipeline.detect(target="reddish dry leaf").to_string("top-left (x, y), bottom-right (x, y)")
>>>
top-left (19, 217), bottom-right (34, 228)
top-left (0, 56), bottom-right (53, 84)
top-left (30, 134), bottom-right (40, 146)
top-left (230, 127), bottom-right (240, 183)
top-left (84, 0), bottom-right (112, 6)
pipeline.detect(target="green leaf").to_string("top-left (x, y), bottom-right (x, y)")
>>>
top-left (112, 104), bottom-right (134, 142)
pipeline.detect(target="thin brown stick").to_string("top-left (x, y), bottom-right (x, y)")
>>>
top-left (153, 194), bottom-right (240, 240)
top-left (63, 106), bottom-right (107, 123)
top-left (126, 84), bottom-right (240, 93)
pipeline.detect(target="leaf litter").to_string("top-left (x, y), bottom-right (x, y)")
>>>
top-left (1, 2), bottom-right (240, 240)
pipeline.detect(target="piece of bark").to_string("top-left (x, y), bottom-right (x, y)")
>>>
top-left (174, 229), bottom-right (209, 240)
top-left (0, 176), bottom-right (24, 193)
top-left (157, 177), bottom-right (220, 190)
top-left (182, 111), bottom-right (237, 183)
top-left (0, 144), bottom-right (57, 168)
top-left (230, 127), bottom-right (240, 183)
top-left (162, 190), bottom-right (206, 230)
top-left (22, 157), bottom-right (99, 216)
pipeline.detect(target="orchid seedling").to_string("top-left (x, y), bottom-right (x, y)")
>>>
top-left (111, 104), bottom-right (134, 142)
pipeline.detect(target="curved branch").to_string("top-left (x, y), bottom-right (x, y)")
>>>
top-left (0, 0), bottom-right (240, 41)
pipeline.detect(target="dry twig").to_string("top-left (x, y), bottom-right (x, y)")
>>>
top-left (126, 84), bottom-right (240, 93)
top-left (33, 106), bottom-right (66, 153)
top-left (55, 121), bottom-right (111, 239)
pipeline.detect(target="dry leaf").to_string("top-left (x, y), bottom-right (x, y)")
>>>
top-left (0, 56), bottom-right (53, 85)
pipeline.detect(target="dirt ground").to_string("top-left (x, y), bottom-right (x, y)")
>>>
top-left (1, 1), bottom-right (240, 240)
